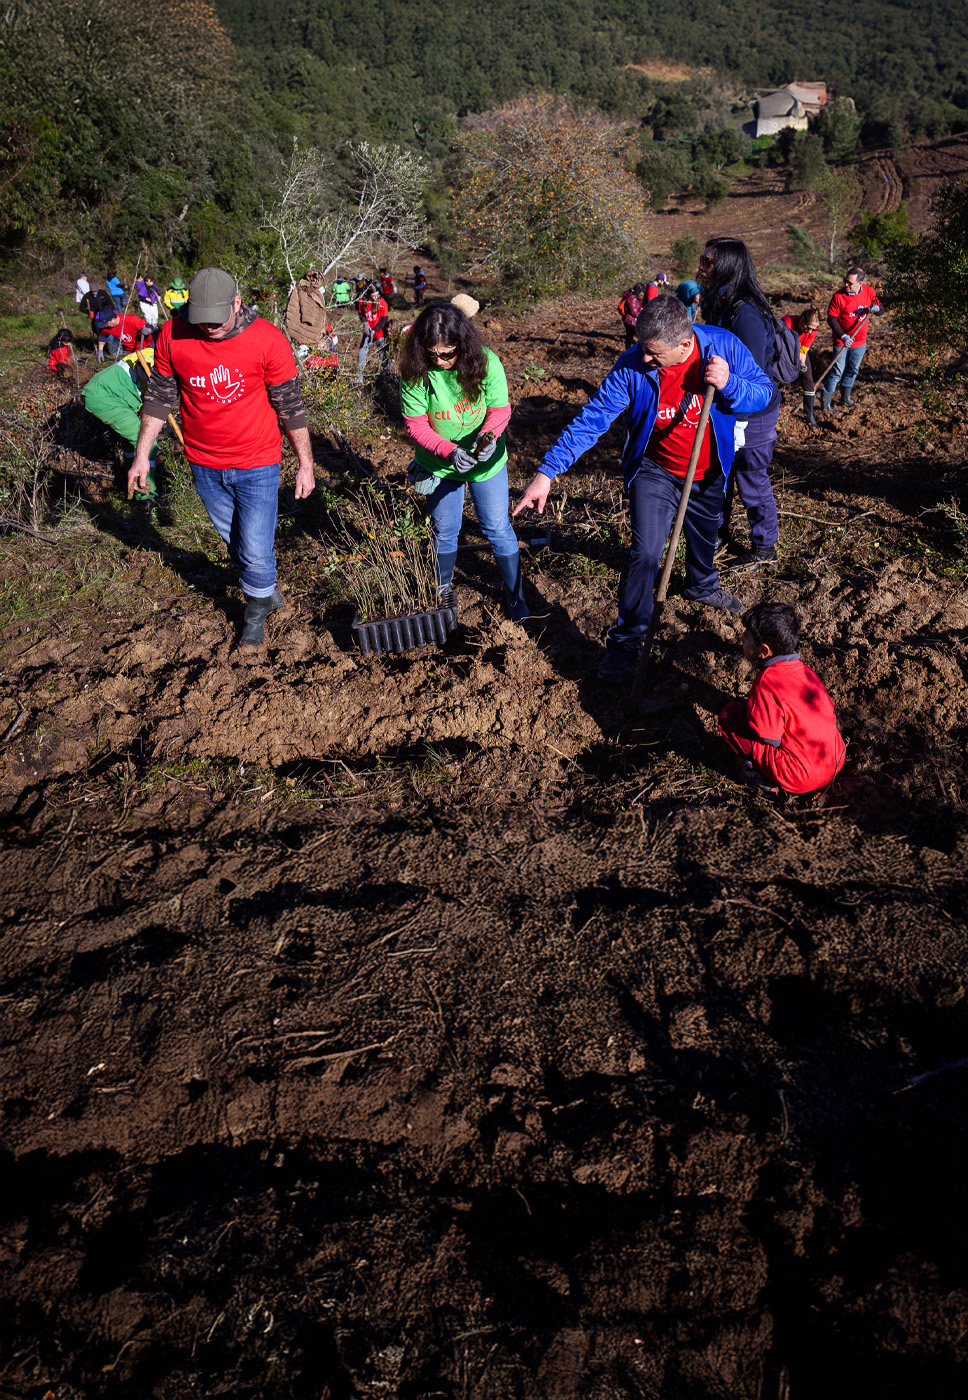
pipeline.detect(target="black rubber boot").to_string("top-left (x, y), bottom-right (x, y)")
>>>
top-left (240, 586), bottom-right (284, 647)
top-left (802, 393), bottom-right (818, 427)
top-left (434, 549), bottom-right (458, 595)
top-left (841, 385), bottom-right (854, 408)
top-left (495, 549), bottom-right (529, 621)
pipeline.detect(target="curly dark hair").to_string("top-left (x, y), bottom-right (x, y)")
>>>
top-left (398, 302), bottom-right (488, 401)
top-left (699, 237), bottom-right (774, 330)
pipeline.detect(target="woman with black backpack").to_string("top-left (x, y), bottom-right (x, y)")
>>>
top-left (698, 237), bottom-right (781, 571)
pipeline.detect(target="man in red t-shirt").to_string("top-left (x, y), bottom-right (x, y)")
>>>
top-left (97, 309), bottom-right (152, 360)
top-left (822, 266), bottom-right (883, 410)
top-left (128, 267), bottom-right (317, 646)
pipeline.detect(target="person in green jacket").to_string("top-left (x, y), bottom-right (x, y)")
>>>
top-left (81, 353), bottom-right (159, 498)
top-left (331, 273), bottom-right (353, 305)
top-left (398, 302), bottom-right (527, 620)
top-left (163, 278), bottom-right (188, 314)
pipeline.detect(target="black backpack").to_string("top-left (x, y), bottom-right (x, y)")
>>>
top-left (772, 315), bottom-right (802, 384)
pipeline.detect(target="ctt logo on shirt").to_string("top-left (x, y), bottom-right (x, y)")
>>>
top-left (655, 393), bottom-right (703, 428)
top-left (191, 365), bottom-right (245, 403)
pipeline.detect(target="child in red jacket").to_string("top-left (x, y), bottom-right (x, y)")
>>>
top-left (719, 601), bottom-right (846, 794)
top-left (47, 328), bottom-right (74, 376)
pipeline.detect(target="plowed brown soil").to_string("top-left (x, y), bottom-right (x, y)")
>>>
top-left (2, 157), bottom-right (968, 1398)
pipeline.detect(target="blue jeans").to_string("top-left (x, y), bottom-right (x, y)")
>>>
top-left (612, 459), bottom-right (724, 645)
top-left (824, 343), bottom-right (866, 396)
top-left (190, 462), bottom-right (280, 597)
top-left (111, 294), bottom-right (125, 312)
top-left (356, 335), bottom-right (390, 376)
top-left (427, 467), bottom-right (518, 559)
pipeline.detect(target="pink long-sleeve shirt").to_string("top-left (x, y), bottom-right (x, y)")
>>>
top-left (404, 403), bottom-right (511, 459)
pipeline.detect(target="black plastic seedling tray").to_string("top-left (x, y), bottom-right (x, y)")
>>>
top-left (352, 589), bottom-right (457, 656)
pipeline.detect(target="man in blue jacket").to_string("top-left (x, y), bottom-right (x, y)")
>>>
top-left (513, 297), bottom-right (775, 680)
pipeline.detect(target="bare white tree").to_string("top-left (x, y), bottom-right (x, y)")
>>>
top-left (263, 140), bottom-right (429, 291)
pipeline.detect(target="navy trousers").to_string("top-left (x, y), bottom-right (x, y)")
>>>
top-left (722, 403), bottom-right (779, 552)
top-left (611, 459), bottom-right (725, 646)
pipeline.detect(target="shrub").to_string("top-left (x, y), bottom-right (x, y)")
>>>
top-left (669, 234), bottom-right (702, 282)
top-left (849, 205), bottom-right (916, 261)
top-left (778, 131), bottom-right (826, 191)
top-left (453, 95), bottom-right (649, 300)
top-left (787, 223), bottom-right (823, 269)
top-left (816, 97), bottom-right (862, 164)
top-left (885, 181), bottom-right (968, 360)
top-left (637, 142), bottom-right (692, 211)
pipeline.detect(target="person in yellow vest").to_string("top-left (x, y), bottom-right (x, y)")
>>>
top-left (163, 278), bottom-right (188, 314)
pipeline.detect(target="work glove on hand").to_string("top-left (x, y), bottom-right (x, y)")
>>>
top-left (449, 446), bottom-right (477, 474)
top-left (473, 435), bottom-right (497, 463)
top-left (872, 303), bottom-right (883, 315)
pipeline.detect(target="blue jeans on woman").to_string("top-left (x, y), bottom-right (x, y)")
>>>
top-left (427, 466), bottom-right (522, 602)
top-left (190, 462), bottom-right (280, 598)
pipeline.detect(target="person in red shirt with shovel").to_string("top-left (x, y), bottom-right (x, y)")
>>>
top-left (96, 308), bottom-right (152, 360)
top-left (127, 268), bottom-right (317, 647)
top-left (821, 267), bottom-right (883, 411)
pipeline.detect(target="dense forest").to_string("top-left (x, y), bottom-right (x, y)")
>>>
top-left (217, 0), bottom-right (968, 146)
top-left (3, 0), bottom-right (968, 271)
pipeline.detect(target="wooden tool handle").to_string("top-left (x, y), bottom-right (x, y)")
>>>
top-left (654, 380), bottom-right (716, 605)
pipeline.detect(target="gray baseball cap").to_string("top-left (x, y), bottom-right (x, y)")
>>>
top-left (187, 268), bottom-right (239, 324)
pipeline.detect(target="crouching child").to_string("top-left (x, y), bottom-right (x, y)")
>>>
top-left (48, 328), bottom-right (74, 376)
top-left (719, 601), bottom-right (846, 794)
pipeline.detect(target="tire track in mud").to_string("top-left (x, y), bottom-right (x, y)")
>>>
top-left (872, 156), bottom-right (904, 213)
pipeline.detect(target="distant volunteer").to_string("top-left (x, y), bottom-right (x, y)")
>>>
top-left (618, 283), bottom-right (647, 349)
top-left (822, 266), bottom-right (883, 411)
top-left (128, 268), bottom-right (317, 647)
top-left (356, 284), bottom-right (391, 379)
top-left (782, 305), bottom-right (822, 426)
top-left (135, 275), bottom-right (161, 330)
top-left (96, 308), bottom-right (152, 360)
top-left (164, 278), bottom-right (189, 314)
top-left (676, 279), bottom-right (703, 323)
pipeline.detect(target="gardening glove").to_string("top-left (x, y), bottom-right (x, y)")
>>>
top-left (473, 435), bottom-right (498, 463)
top-left (449, 446), bottom-right (477, 474)
top-left (407, 462), bottom-right (437, 495)
top-left (872, 303), bottom-right (883, 315)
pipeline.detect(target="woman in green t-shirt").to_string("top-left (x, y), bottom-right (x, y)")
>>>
top-left (399, 303), bottom-right (527, 620)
